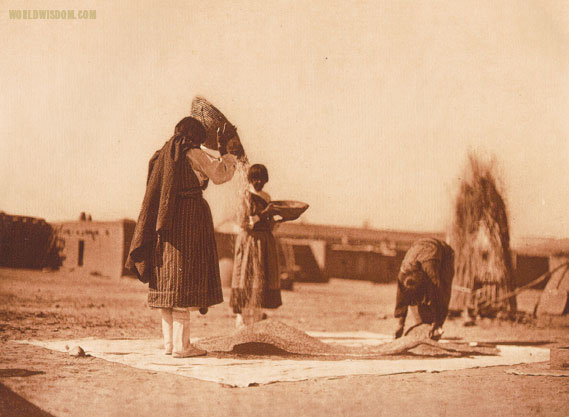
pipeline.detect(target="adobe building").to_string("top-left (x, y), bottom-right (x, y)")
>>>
top-left (212, 230), bottom-right (325, 285)
top-left (46, 214), bottom-right (569, 303)
top-left (511, 237), bottom-right (569, 316)
top-left (0, 212), bottom-right (58, 269)
top-left (275, 223), bottom-right (445, 283)
top-left (277, 237), bottom-right (326, 283)
top-left (276, 223), bottom-right (569, 290)
top-left (53, 217), bottom-right (135, 279)
top-left (511, 237), bottom-right (569, 288)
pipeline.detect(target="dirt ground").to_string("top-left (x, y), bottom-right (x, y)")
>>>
top-left (1, 267), bottom-right (568, 417)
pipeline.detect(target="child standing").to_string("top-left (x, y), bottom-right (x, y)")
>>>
top-left (230, 164), bottom-right (282, 328)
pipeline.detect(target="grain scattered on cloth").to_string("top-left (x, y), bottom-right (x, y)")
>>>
top-left (505, 362), bottom-right (569, 377)
top-left (194, 320), bottom-right (499, 357)
top-left (17, 326), bottom-right (549, 387)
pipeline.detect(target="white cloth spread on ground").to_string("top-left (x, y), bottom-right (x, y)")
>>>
top-left (18, 331), bottom-right (549, 388)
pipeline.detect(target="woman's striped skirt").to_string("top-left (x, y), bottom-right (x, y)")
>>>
top-left (148, 194), bottom-right (223, 308)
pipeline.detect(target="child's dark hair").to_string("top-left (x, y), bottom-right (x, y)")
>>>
top-left (247, 164), bottom-right (269, 183)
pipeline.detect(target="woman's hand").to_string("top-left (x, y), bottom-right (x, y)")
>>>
top-left (394, 324), bottom-right (405, 339)
top-left (226, 137), bottom-right (244, 158)
top-left (394, 316), bottom-right (406, 339)
top-left (217, 127), bottom-right (227, 155)
top-left (429, 325), bottom-right (443, 340)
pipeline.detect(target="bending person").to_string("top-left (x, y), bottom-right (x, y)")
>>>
top-left (394, 238), bottom-right (455, 340)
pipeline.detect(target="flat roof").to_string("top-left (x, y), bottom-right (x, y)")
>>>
top-left (276, 222), bottom-right (569, 257)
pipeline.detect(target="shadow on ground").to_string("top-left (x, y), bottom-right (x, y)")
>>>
top-left (0, 383), bottom-right (55, 417)
top-left (0, 369), bottom-right (45, 378)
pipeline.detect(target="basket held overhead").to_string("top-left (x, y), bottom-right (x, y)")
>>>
top-left (190, 96), bottom-right (246, 159)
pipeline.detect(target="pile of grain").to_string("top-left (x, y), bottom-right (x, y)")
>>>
top-left (195, 320), bottom-right (498, 358)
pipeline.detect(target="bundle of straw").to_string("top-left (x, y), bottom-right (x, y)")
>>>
top-left (449, 153), bottom-right (516, 317)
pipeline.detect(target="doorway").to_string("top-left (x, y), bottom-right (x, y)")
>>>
top-left (78, 240), bottom-right (85, 266)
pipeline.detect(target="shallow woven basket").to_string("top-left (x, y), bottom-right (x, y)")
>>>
top-left (190, 96), bottom-right (240, 151)
top-left (269, 200), bottom-right (309, 221)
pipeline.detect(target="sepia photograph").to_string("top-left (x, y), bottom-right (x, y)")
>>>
top-left (1, 1), bottom-right (569, 416)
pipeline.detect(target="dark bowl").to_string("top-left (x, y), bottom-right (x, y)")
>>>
top-left (269, 200), bottom-right (309, 221)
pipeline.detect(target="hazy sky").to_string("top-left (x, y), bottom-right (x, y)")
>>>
top-left (2, 0), bottom-right (568, 240)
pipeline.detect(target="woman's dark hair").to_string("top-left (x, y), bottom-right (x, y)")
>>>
top-left (248, 164), bottom-right (269, 183)
top-left (174, 117), bottom-right (206, 148)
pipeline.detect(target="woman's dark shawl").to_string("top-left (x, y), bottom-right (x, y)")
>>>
top-left (125, 137), bottom-right (189, 283)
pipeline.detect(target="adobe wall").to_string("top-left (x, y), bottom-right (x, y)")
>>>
top-left (55, 221), bottom-right (131, 278)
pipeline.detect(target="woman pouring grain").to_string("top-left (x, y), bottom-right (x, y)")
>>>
top-left (126, 116), bottom-right (241, 358)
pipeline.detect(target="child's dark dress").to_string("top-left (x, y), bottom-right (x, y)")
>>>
top-left (230, 191), bottom-right (282, 313)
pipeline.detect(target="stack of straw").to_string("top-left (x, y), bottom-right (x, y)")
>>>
top-left (449, 153), bottom-right (516, 317)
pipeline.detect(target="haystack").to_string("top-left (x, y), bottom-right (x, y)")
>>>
top-left (449, 153), bottom-right (516, 317)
